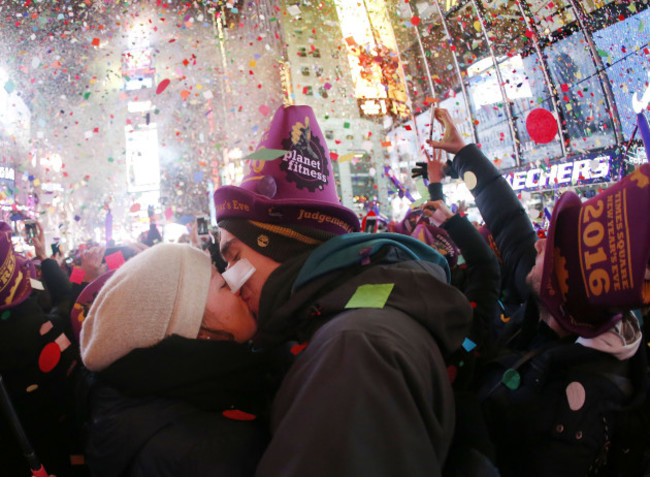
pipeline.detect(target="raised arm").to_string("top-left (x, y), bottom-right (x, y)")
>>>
top-left (429, 108), bottom-right (537, 305)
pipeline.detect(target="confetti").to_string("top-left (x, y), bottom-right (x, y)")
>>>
top-left (345, 283), bottom-right (394, 309)
top-left (526, 108), bottom-right (558, 144)
top-left (156, 79), bottom-right (171, 95)
top-left (243, 148), bottom-right (290, 161)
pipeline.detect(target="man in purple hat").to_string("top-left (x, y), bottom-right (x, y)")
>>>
top-left (214, 104), bottom-right (475, 476)
top-left (427, 108), bottom-right (650, 476)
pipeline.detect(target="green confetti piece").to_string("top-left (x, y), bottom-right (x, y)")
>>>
top-left (343, 121), bottom-right (350, 128)
top-left (4, 79), bottom-right (15, 94)
top-left (345, 283), bottom-right (394, 309)
top-left (243, 148), bottom-right (291, 161)
top-left (1, 310), bottom-right (10, 320)
top-left (83, 91), bottom-right (91, 100)
top-left (411, 178), bottom-right (429, 207)
top-left (108, 157), bottom-right (114, 162)
top-left (502, 368), bottom-right (520, 390)
top-left (597, 48), bottom-right (609, 57)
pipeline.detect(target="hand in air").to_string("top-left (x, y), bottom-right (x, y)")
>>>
top-left (427, 108), bottom-right (466, 155)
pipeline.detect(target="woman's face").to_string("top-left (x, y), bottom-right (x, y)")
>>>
top-left (199, 266), bottom-right (257, 342)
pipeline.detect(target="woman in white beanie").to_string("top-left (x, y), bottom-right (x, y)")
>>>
top-left (78, 243), bottom-right (292, 477)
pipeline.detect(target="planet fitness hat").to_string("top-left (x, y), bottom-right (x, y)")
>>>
top-left (214, 105), bottom-right (360, 237)
top-left (539, 163), bottom-right (650, 338)
top-left (0, 222), bottom-right (32, 311)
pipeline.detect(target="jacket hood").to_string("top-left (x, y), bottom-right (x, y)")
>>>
top-left (257, 233), bottom-right (472, 355)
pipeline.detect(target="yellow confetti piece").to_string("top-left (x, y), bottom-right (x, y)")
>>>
top-left (338, 152), bottom-right (356, 163)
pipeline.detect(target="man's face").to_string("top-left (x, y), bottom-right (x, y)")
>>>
top-left (219, 229), bottom-right (280, 319)
top-left (526, 238), bottom-right (547, 297)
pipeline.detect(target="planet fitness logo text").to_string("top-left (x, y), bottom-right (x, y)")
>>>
top-left (280, 118), bottom-right (329, 192)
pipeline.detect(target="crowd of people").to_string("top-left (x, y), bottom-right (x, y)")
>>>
top-left (0, 105), bottom-right (648, 477)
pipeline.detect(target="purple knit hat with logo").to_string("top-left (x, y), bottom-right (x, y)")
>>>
top-left (0, 222), bottom-right (32, 310)
top-left (214, 105), bottom-right (359, 260)
top-left (539, 163), bottom-right (650, 337)
top-left (411, 223), bottom-right (460, 268)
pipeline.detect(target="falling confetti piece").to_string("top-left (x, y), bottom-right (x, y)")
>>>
top-left (526, 108), bottom-right (558, 144)
top-left (69, 267), bottom-right (86, 284)
top-left (156, 78), bottom-right (171, 95)
top-left (104, 251), bottom-right (125, 271)
top-left (259, 104), bottom-right (271, 116)
top-left (243, 148), bottom-right (290, 161)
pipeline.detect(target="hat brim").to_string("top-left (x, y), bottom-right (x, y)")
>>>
top-left (540, 191), bottom-right (620, 337)
top-left (214, 185), bottom-right (360, 235)
top-left (71, 270), bottom-right (115, 342)
top-left (0, 255), bottom-right (33, 311)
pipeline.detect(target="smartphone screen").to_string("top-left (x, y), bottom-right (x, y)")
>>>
top-left (197, 217), bottom-right (209, 235)
top-left (24, 221), bottom-right (36, 242)
top-left (364, 217), bottom-right (378, 234)
top-left (51, 243), bottom-right (60, 256)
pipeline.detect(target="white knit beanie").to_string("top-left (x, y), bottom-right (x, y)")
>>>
top-left (80, 243), bottom-right (212, 371)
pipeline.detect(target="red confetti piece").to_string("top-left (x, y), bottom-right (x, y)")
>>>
top-left (180, 89), bottom-right (190, 100)
top-left (223, 409), bottom-right (257, 421)
top-left (69, 267), bottom-right (86, 284)
top-left (329, 152), bottom-right (339, 162)
top-left (156, 79), bottom-right (171, 95)
top-left (39, 342), bottom-right (61, 373)
top-left (560, 83), bottom-right (569, 92)
top-left (291, 342), bottom-right (308, 355)
top-left (129, 203), bottom-right (141, 213)
top-left (91, 38), bottom-right (100, 47)
top-left (104, 251), bottom-right (125, 271)
top-left (447, 365), bottom-right (457, 383)
top-left (526, 108), bottom-right (558, 144)
top-left (259, 104), bottom-right (271, 116)
top-left (410, 16), bottom-right (420, 26)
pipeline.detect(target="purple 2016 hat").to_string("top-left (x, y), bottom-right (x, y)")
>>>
top-left (214, 105), bottom-right (360, 235)
top-left (539, 163), bottom-right (650, 338)
top-left (0, 222), bottom-right (32, 311)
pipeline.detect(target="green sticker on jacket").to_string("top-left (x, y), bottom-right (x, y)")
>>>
top-left (344, 283), bottom-right (394, 309)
